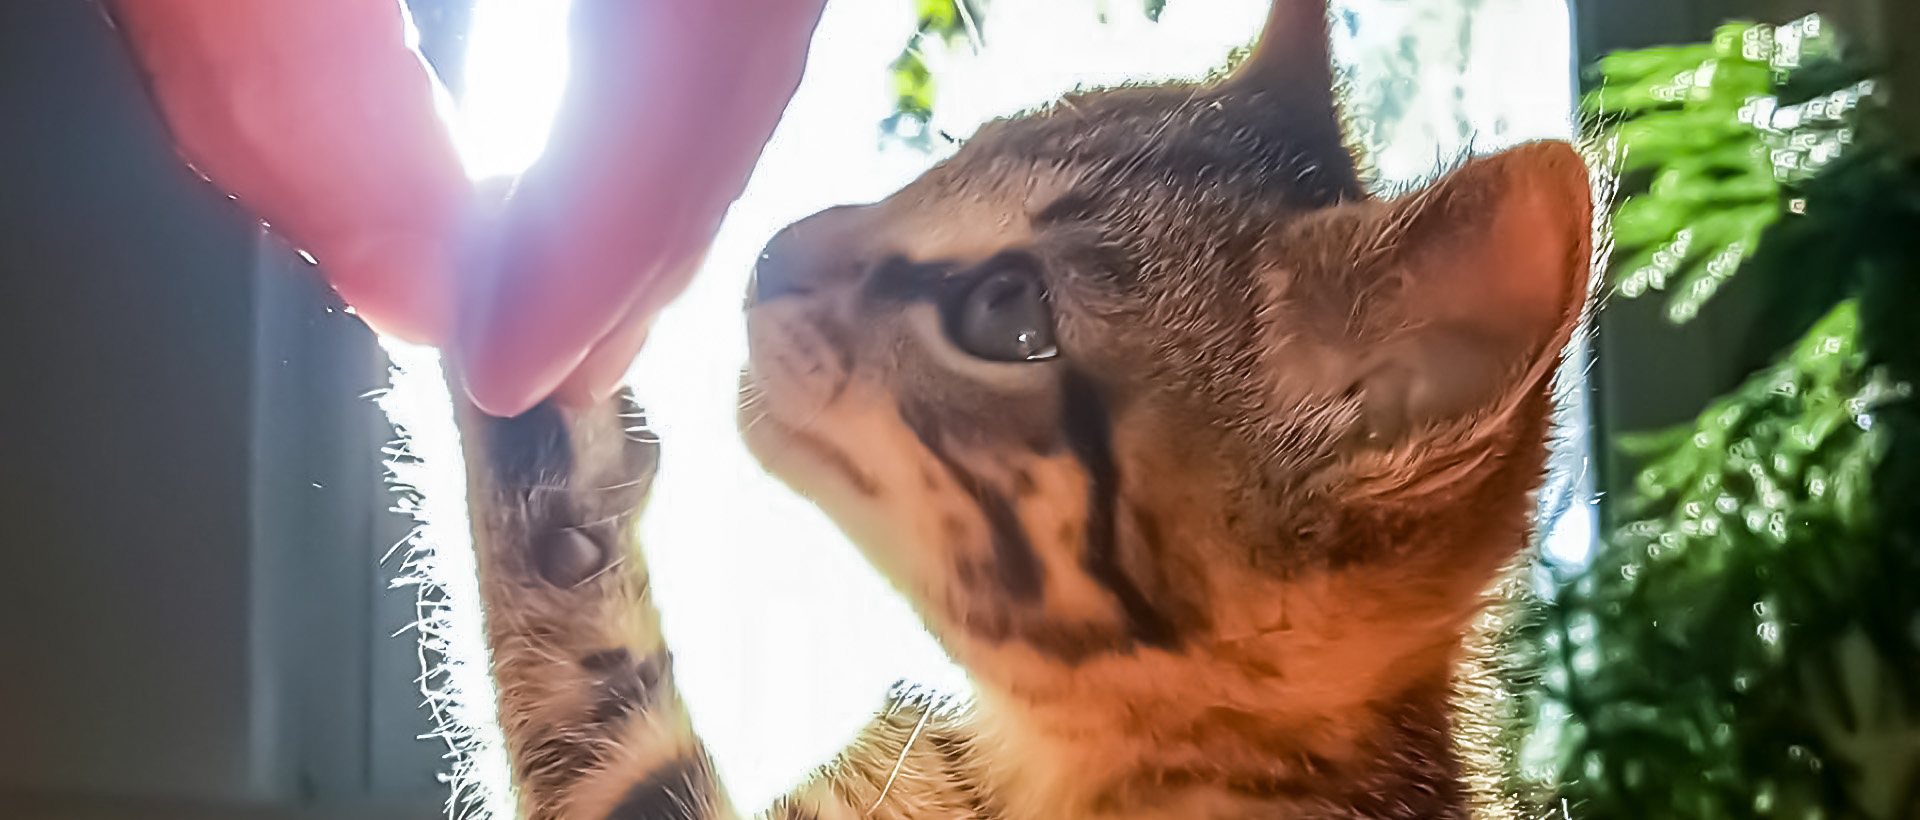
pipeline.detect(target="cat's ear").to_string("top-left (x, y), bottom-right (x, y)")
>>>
top-left (1221, 1), bottom-right (1360, 203)
top-left (1227, 0), bottom-right (1335, 99)
top-left (1346, 141), bottom-right (1592, 446)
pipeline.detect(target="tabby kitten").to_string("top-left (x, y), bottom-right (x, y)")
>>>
top-left (446, 1), bottom-right (1594, 818)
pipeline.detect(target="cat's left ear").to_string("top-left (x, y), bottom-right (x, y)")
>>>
top-left (1347, 141), bottom-right (1592, 445)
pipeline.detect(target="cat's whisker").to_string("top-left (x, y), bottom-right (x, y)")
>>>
top-left (572, 553), bottom-right (628, 588)
top-left (511, 477), bottom-right (650, 495)
top-left (747, 403), bottom-right (833, 468)
top-left (867, 705), bottom-right (933, 816)
top-left (574, 510), bottom-right (635, 531)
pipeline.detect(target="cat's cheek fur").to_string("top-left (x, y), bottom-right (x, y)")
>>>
top-left (744, 384), bottom-right (1153, 674)
top-left (741, 385), bottom-right (933, 571)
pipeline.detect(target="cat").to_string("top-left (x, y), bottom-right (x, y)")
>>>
top-left (443, 0), bottom-right (1594, 817)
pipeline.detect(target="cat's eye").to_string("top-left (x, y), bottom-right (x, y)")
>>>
top-left (943, 266), bottom-right (1059, 362)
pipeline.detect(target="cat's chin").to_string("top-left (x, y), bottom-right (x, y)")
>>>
top-left (736, 369), bottom-right (814, 491)
top-left (736, 367), bottom-right (884, 536)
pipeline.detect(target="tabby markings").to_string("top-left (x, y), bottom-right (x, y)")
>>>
top-left (929, 731), bottom-right (1002, 820)
top-left (603, 754), bottom-right (721, 820)
top-left (904, 411), bottom-right (1047, 602)
top-left (784, 425), bottom-right (881, 497)
top-left (579, 648), bottom-right (667, 725)
top-left (893, 365), bottom-right (1189, 661)
top-left (1058, 369), bottom-right (1181, 650)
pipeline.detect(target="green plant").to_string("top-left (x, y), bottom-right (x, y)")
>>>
top-left (1538, 16), bottom-right (1920, 820)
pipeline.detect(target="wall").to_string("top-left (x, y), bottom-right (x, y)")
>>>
top-left (0, 2), bottom-right (444, 817)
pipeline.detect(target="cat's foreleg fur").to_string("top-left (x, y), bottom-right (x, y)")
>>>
top-left (447, 382), bottom-right (978, 820)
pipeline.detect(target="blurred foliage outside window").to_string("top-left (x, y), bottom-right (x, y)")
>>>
top-left (1525, 15), bottom-right (1920, 820)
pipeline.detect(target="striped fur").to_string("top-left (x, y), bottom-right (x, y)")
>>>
top-left (445, 2), bottom-right (1594, 818)
top-left (446, 389), bottom-right (1009, 820)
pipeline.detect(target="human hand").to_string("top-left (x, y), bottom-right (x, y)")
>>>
top-left (111, 0), bottom-right (825, 417)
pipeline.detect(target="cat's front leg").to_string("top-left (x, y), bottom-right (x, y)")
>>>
top-left (451, 385), bottom-right (737, 820)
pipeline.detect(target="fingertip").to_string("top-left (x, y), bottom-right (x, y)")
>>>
top-left (458, 339), bottom-right (590, 418)
top-left (547, 371), bottom-right (603, 411)
top-left (354, 312), bottom-right (435, 347)
top-left (557, 311), bottom-right (654, 410)
top-left (460, 376), bottom-right (536, 418)
top-left (452, 197), bottom-right (650, 419)
top-left (316, 232), bottom-right (457, 347)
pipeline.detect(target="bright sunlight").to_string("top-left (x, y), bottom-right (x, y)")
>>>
top-left (444, 0), bottom-right (1583, 808)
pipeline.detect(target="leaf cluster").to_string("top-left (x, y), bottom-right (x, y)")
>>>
top-left (1546, 301), bottom-right (1912, 819)
top-left (1540, 14), bottom-right (1920, 819)
top-left (881, 0), bottom-right (1167, 147)
top-left (1587, 17), bottom-right (1870, 323)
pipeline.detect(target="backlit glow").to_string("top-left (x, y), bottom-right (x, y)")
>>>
top-left (446, 0), bottom-right (1586, 810)
top-left (455, 0), bottom-right (573, 180)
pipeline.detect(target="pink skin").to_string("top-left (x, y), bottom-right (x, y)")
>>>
top-left (112, 0), bottom-right (827, 416)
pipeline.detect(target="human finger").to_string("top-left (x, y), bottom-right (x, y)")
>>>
top-left (457, 0), bottom-right (826, 417)
top-left (110, 0), bottom-right (468, 345)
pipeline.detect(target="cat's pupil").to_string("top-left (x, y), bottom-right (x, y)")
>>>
top-left (945, 267), bottom-right (1059, 362)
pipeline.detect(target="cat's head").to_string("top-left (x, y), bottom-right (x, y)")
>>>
top-left (740, 2), bottom-right (1591, 694)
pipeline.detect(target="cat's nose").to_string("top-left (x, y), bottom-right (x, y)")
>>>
top-left (751, 204), bottom-right (875, 305)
